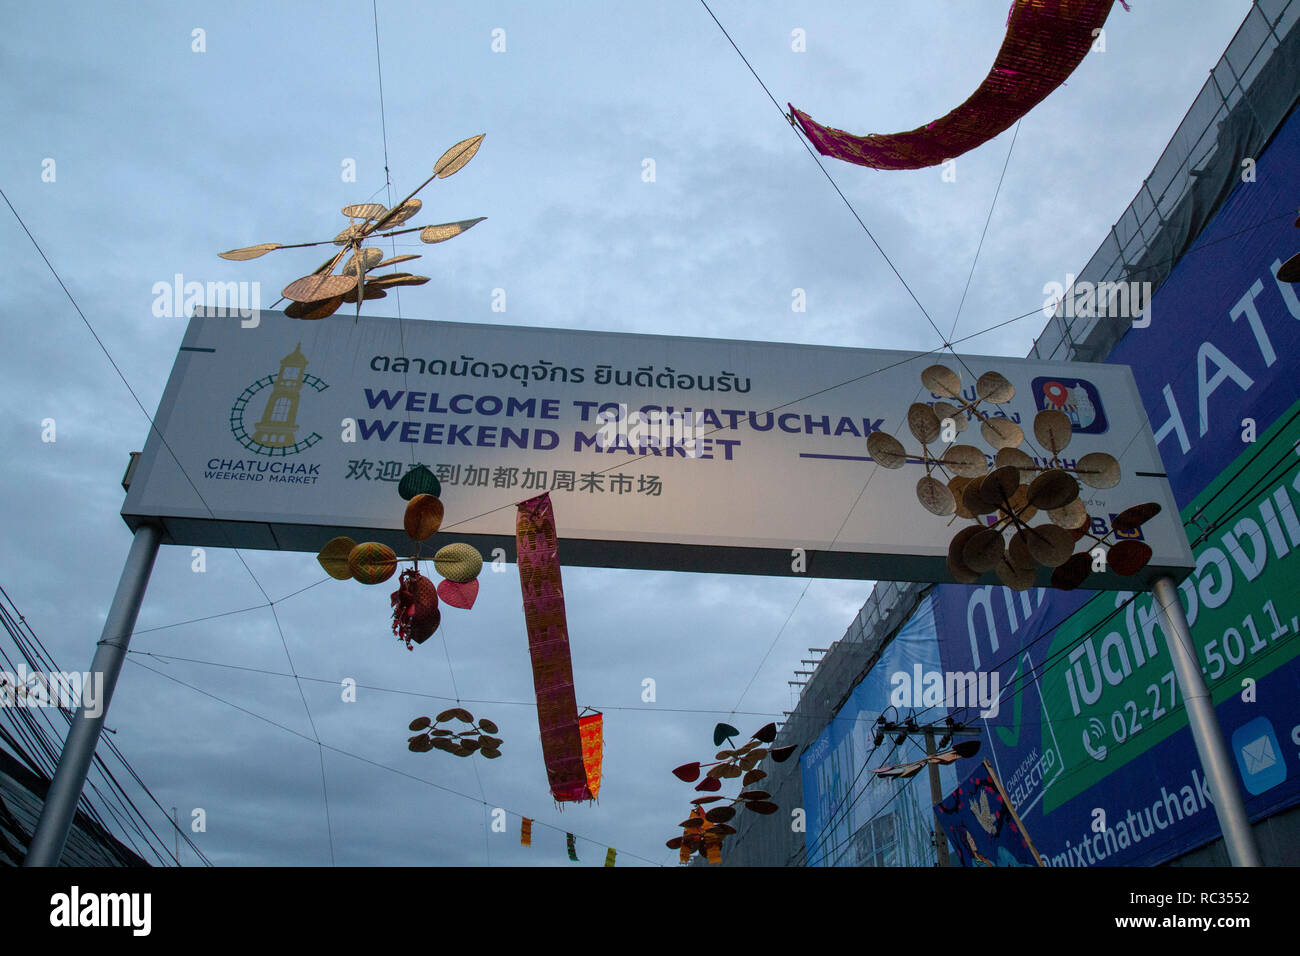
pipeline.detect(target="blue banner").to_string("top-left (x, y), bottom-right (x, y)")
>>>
top-left (930, 107), bottom-right (1300, 866)
top-left (801, 595), bottom-right (962, 866)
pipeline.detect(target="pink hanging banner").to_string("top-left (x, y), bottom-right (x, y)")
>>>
top-left (516, 493), bottom-right (592, 803)
top-left (790, 0), bottom-right (1121, 171)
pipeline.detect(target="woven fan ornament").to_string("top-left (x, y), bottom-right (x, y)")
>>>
top-left (398, 463), bottom-right (442, 499)
top-left (666, 722), bottom-right (794, 863)
top-left (314, 464), bottom-right (484, 650)
top-left (874, 739), bottom-right (981, 779)
top-left (407, 710), bottom-right (503, 759)
top-left (218, 134), bottom-right (487, 319)
top-left (881, 363), bottom-right (1162, 590)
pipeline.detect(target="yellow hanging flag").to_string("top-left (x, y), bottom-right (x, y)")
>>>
top-left (520, 817), bottom-right (532, 847)
top-left (604, 847), bottom-right (616, 867)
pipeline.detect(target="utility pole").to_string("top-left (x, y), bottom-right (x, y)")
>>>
top-left (923, 729), bottom-right (949, 867)
top-left (874, 716), bottom-right (979, 868)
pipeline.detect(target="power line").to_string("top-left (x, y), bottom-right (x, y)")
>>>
top-left (698, 5), bottom-right (1057, 847)
top-left (773, 101), bottom-right (1021, 837)
top-left (130, 577), bottom-right (330, 637)
top-left (798, 583), bottom-right (1150, 865)
top-left (122, 647), bottom-right (930, 724)
top-left (431, 297), bottom-right (1053, 543)
top-left (697, 1), bottom-right (949, 347)
top-left (371, 0), bottom-right (392, 192)
top-left (126, 656), bottom-right (663, 866)
top-left (1183, 406), bottom-right (1300, 538)
top-left (825, 738), bottom-right (930, 868)
top-left (697, 0), bottom-right (1052, 466)
top-left (0, 589), bottom-right (203, 866)
top-left (0, 184), bottom-right (335, 865)
top-left (949, 121), bottom-right (1020, 343)
top-left (800, 729), bottom-right (895, 865)
top-left (800, 545), bottom-right (1283, 866)
top-left (0, 583), bottom-right (211, 865)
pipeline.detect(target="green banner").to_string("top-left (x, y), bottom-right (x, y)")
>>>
top-left (1041, 403), bottom-right (1300, 811)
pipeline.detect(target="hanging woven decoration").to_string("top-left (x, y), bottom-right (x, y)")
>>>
top-left (434, 542), bottom-right (483, 582)
top-left (218, 133), bottom-right (487, 321)
top-left (666, 722), bottom-right (797, 864)
top-left (667, 806), bottom-right (725, 865)
top-left (516, 493), bottom-right (594, 803)
top-left (407, 709), bottom-right (503, 759)
top-left (346, 542), bottom-right (398, 585)
top-left (579, 712), bottom-right (605, 800)
top-left (520, 817), bottom-right (532, 847)
top-left (873, 739), bottom-right (980, 779)
top-left (604, 848), bottom-right (616, 868)
top-left (566, 832), bottom-right (579, 862)
top-left (316, 464), bottom-right (483, 651)
top-left (789, 0), bottom-right (1124, 171)
top-left (391, 568), bottom-right (441, 647)
top-left (873, 363), bottom-right (1163, 590)
top-left (398, 464), bottom-right (442, 500)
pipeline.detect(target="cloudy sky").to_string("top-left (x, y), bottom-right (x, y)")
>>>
top-left (0, 0), bottom-right (1255, 866)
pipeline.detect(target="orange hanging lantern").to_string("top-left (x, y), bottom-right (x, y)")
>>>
top-left (579, 712), bottom-right (604, 800)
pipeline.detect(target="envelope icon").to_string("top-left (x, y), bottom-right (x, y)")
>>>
top-left (1242, 735), bottom-right (1276, 774)
top-left (1232, 717), bottom-right (1287, 795)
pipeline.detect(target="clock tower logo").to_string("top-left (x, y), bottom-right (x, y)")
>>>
top-left (229, 342), bottom-right (329, 456)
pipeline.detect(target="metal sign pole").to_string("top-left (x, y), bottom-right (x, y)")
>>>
top-left (24, 524), bottom-right (162, 867)
top-left (1151, 576), bottom-right (1261, 866)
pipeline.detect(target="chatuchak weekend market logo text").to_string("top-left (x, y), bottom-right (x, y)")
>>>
top-left (352, 351), bottom-right (899, 460)
top-left (199, 345), bottom-right (1034, 486)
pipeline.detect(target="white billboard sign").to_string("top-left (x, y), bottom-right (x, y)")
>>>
top-left (121, 309), bottom-right (1194, 588)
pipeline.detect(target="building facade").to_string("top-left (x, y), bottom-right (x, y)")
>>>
top-left (726, 0), bottom-right (1300, 867)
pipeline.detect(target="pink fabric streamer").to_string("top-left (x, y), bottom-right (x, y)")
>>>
top-left (791, 0), bottom-right (1121, 170)
top-left (516, 493), bottom-right (592, 803)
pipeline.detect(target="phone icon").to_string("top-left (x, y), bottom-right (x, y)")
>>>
top-left (1082, 718), bottom-right (1108, 762)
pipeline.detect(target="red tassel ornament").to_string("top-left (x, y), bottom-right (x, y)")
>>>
top-left (391, 568), bottom-right (440, 650)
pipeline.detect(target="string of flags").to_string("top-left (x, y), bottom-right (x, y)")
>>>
top-left (516, 816), bottom-right (617, 865)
